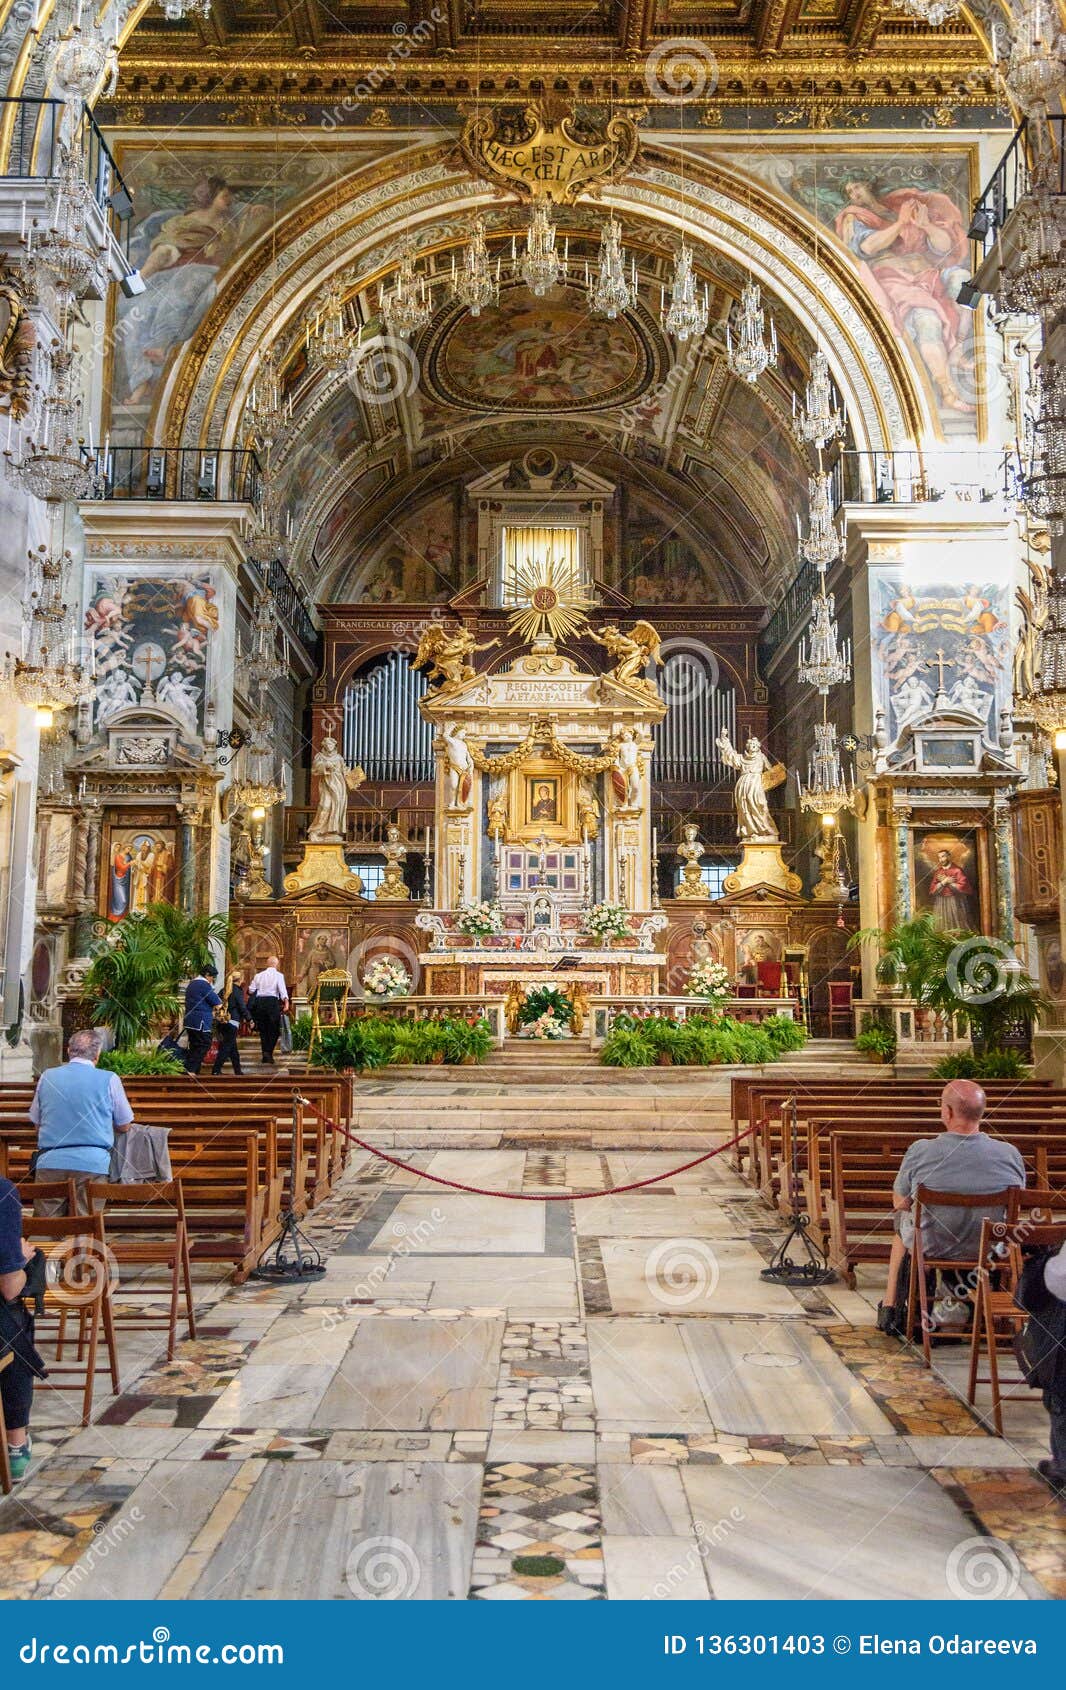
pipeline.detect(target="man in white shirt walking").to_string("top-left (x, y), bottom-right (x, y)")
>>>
top-left (248, 956), bottom-right (289, 1065)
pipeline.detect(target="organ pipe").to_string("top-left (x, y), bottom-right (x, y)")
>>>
top-left (342, 652), bottom-right (434, 782)
top-left (657, 652), bottom-right (735, 783)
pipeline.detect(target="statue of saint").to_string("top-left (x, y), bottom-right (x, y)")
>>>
top-left (716, 732), bottom-right (786, 842)
top-left (307, 734), bottom-right (365, 843)
top-left (442, 723), bottom-right (474, 810)
top-left (610, 729), bottom-right (643, 812)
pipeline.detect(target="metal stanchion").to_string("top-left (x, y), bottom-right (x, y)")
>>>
top-left (250, 1096), bottom-right (328, 1283)
top-left (760, 1094), bottom-right (837, 1287)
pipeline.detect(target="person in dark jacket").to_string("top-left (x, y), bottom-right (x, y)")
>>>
top-left (0, 1176), bottom-right (44, 1483)
top-left (1040, 1240), bottom-right (1066, 1499)
top-left (212, 970), bottom-right (248, 1076)
top-left (183, 963), bottom-right (222, 1074)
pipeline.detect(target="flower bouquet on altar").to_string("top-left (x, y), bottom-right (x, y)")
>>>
top-left (454, 900), bottom-right (506, 943)
top-left (519, 983), bottom-right (572, 1033)
top-left (361, 957), bottom-right (411, 999)
top-left (684, 959), bottom-right (732, 1003)
top-left (583, 902), bottom-right (631, 944)
top-left (527, 1010), bottom-right (568, 1040)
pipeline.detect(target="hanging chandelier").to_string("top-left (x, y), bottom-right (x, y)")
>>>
top-left (5, 340), bottom-right (94, 503)
top-left (231, 753), bottom-right (286, 816)
top-left (1003, 0), bottom-right (1066, 115)
top-left (239, 588), bottom-right (288, 692)
top-left (798, 717), bottom-right (855, 818)
top-left (23, 146), bottom-right (108, 306)
top-left (515, 200), bottom-right (564, 299)
top-left (48, 25), bottom-right (118, 117)
top-left (244, 342), bottom-right (291, 449)
top-left (793, 349), bottom-right (845, 448)
top-left (450, 218), bottom-right (500, 318)
top-left (0, 544), bottom-right (92, 720)
top-left (726, 277), bottom-right (777, 383)
top-left (586, 214), bottom-right (637, 321)
top-left (1022, 361), bottom-right (1066, 537)
top-left (798, 471), bottom-right (844, 569)
top-left (659, 238), bottom-right (707, 343)
top-left (798, 573), bottom-right (852, 693)
top-left (381, 245), bottom-right (433, 337)
top-left (305, 279), bottom-right (359, 374)
top-left (999, 182), bottom-right (1066, 324)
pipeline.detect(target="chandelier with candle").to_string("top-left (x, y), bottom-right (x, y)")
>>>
top-left (793, 349), bottom-right (846, 449)
top-left (660, 238), bottom-right (707, 343)
top-left (1003, 0), bottom-right (1066, 115)
top-left (47, 23), bottom-right (119, 118)
top-left (381, 244), bottom-right (433, 336)
top-left (244, 342), bottom-right (291, 449)
top-left (1022, 361), bottom-right (1066, 537)
top-left (242, 470), bottom-right (291, 568)
top-left (798, 575), bottom-right (852, 693)
top-left (0, 543), bottom-right (92, 719)
top-left (587, 214), bottom-right (637, 321)
top-left (726, 277), bottom-right (778, 383)
top-left (305, 278), bottom-right (360, 374)
top-left (4, 340), bottom-right (94, 503)
top-left (515, 200), bottom-right (564, 299)
top-left (450, 218), bottom-right (500, 318)
top-left (798, 717), bottom-right (855, 818)
top-left (239, 588), bottom-right (288, 693)
top-left (799, 471), bottom-right (844, 569)
top-left (22, 146), bottom-right (109, 307)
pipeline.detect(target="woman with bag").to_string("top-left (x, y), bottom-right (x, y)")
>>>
top-left (0, 1177), bottom-right (47, 1484)
top-left (212, 970), bottom-right (249, 1076)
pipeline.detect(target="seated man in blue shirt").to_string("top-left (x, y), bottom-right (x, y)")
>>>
top-left (0, 1175), bottom-right (42, 1482)
top-left (29, 1028), bottom-right (135, 1217)
top-left (183, 963), bottom-right (222, 1075)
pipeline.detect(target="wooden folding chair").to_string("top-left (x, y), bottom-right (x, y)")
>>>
top-left (87, 1180), bottom-right (196, 1361)
top-left (906, 1183), bottom-right (1017, 1367)
top-left (20, 1213), bottom-right (120, 1426)
top-left (0, 1352), bottom-right (11, 1495)
top-left (967, 1209), bottom-right (1066, 1434)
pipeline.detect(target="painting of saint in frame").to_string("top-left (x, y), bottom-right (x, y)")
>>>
top-left (105, 825), bottom-right (179, 920)
top-left (527, 778), bottom-right (559, 825)
top-left (913, 829), bottom-right (981, 934)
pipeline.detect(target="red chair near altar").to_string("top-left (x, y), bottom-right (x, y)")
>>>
top-left (827, 979), bottom-right (854, 1037)
top-left (756, 961), bottom-right (785, 997)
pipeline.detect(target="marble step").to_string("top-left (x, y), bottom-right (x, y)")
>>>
top-left (349, 1128), bottom-right (726, 1151)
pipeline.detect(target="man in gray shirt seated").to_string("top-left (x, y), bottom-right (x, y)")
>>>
top-left (878, 1078), bottom-right (1025, 1334)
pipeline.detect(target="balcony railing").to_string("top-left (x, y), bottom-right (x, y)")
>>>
top-left (89, 445), bottom-right (262, 504)
top-left (829, 449), bottom-right (1017, 508)
top-left (254, 556), bottom-right (318, 653)
top-left (969, 115), bottom-right (1066, 264)
top-left (0, 96), bottom-right (133, 254)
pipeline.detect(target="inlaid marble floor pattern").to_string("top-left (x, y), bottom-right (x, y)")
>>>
top-left (2, 1143), bottom-right (1064, 1600)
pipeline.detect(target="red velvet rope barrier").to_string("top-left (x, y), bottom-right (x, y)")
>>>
top-left (300, 1101), bottom-right (755, 1201)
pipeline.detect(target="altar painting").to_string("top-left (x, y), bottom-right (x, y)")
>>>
top-left (104, 823), bottom-right (179, 920)
top-left (85, 571), bottom-right (219, 738)
top-left (912, 827), bottom-right (984, 934)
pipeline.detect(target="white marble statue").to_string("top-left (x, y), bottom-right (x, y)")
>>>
top-left (442, 723), bottom-right (474, 810)
top-left (716, 731), bottom-right (785, 843)
top-left (96, 667), bottom-right (139, 723)
top-left (307, 734), bottom-right (364, 843)
top-left (611, 730), bottom-right (642, 811)
top-left (156, 669), bottom-right (201, 736)
top-left (891, 673), bottom-right (934, 733)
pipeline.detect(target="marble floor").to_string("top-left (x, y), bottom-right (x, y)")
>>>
top-left (2, 1108), bottom-right (1064, 1601)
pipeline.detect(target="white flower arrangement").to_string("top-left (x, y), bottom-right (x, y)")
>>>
top-left (583, 902), bottom-right (632, 942)
top-left (685, 959), bottom-right (732, 1001)
top-left (362, 957), bottom-right (411, 998)
top-left (454, 900), bottom-right (506, 941)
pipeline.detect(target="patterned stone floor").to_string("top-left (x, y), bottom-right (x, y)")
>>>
top-left (2, 1108), bottom-right (1064, 1601)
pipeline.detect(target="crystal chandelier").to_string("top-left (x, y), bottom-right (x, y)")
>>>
top-left (48, 25), bottom-right (118, 117)
top-left (999, 186), bottom-right (1066, 323)
top-left (450, 218), bottom-right (501, 318)
top-left (305, 279), bottom-right (359, 374)
top-left (0, 544), bottom-right (92, 719)
top-left (887, 0), bottom-right (963, 26)
top-left (381, 245), bottom-right (433, 337)
top-left (798, 716), bottom-right (855, 818)
top-left (726, 277), bottom-right (777, 383)
top-left (793, 349), bottom-right (845, 448)
top-left (659, 238), bottom-right (707, 343)
top-left (23, 146), bottom-right (108, 306)
top-left (239, 589), bottom-right (288, 692)
top-left (798, 573), bottom-right (852, 693)
top-left (244, 343), bottom-right (291, 449)
top-left (231, 755), bottom-right (286, 816)
top-left (1022, 361), bottom-right (1066, 537)
top-left (243, 489), bottom-right (291, 568)
top-left (799, 471), bottom-right (844, 569)
top-left (4, 340), bottom-right (93, 503)
top-left (586, 214), bottom-right (636, 321)
top-left (515, 201), bottom-right (564, 299)
top-left (1003, 0), bottom-right (1066, 115)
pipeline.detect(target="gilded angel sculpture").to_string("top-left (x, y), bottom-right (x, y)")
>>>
top-left (414, 623), bottom-right (499, 689)
top-left (589, 620), bottom-right (662, 688)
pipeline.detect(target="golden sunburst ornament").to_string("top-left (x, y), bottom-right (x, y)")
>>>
top-left (507, 556), bottom-right (595, 647)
